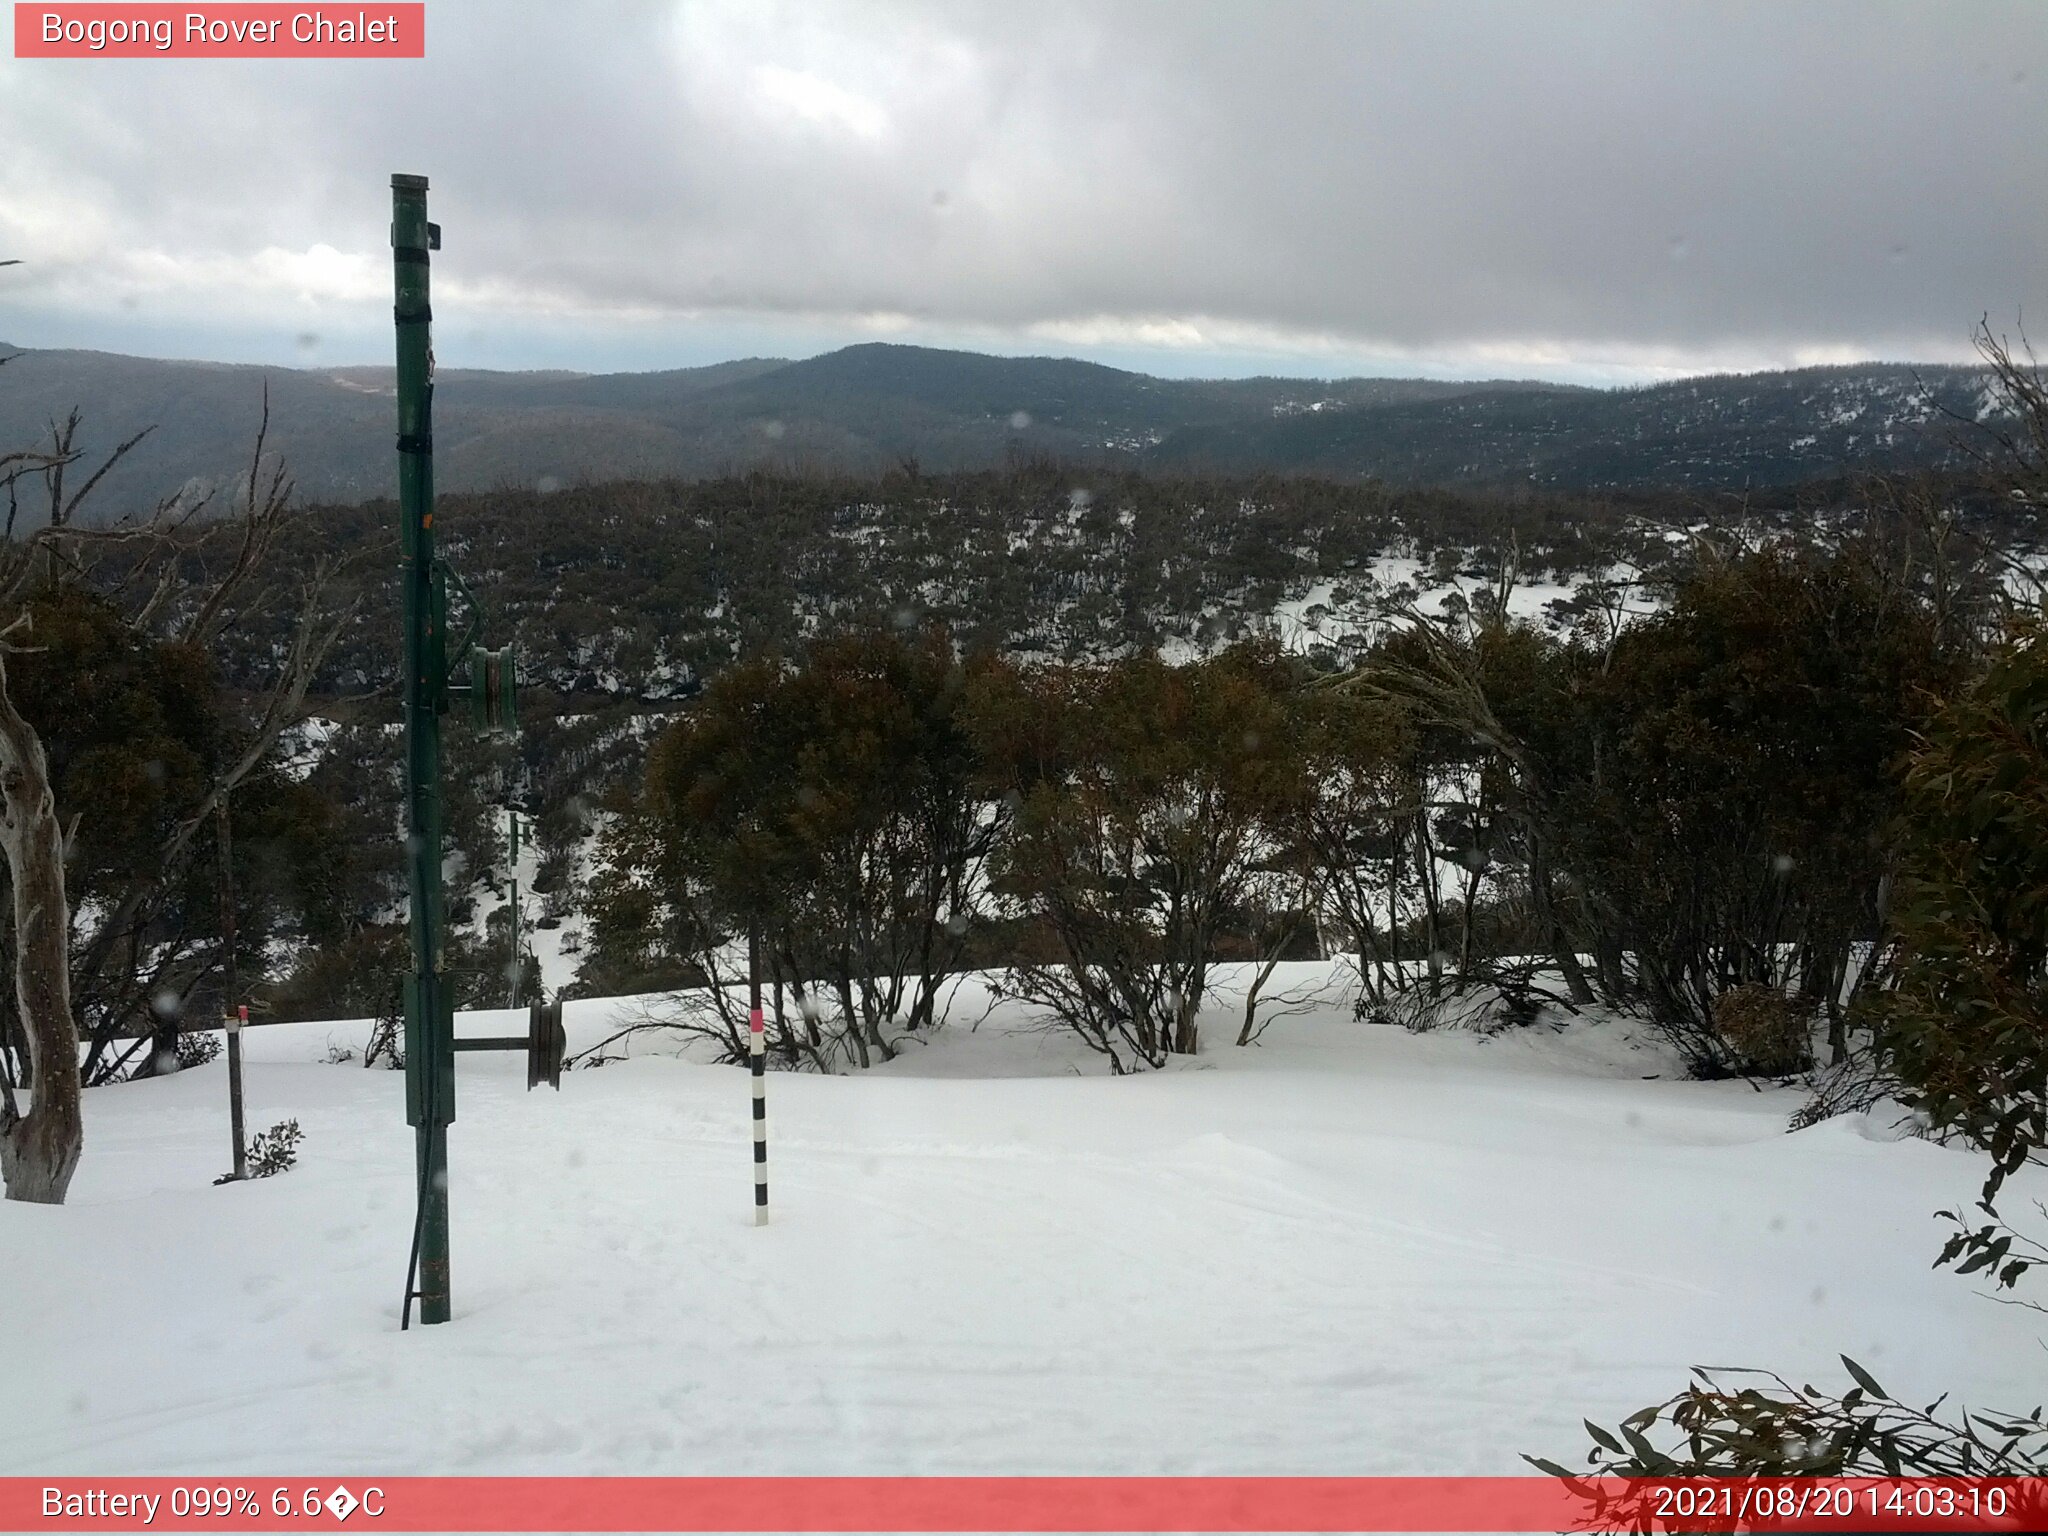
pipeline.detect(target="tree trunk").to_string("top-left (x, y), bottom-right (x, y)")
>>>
top-left (1529, 841), bottom-right (1595, 1006)
top-left (1414, 810), bottom-right (1443, 989)
top-left (0, 655), bottom-right (83, 1204)
top-left (768, 951), bottom-right (800, 1066)
top-left (1170, 977), bottom-right (1200, 1056)
top-left (1456, 863), bottom-right (1480, 988)
top-left (1236, 951), bottom-right (1285, 1047)
top-left (835, 970), bottom-right (870, 1070)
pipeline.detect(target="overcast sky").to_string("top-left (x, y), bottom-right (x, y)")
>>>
top-left (1, 0), bottom-right (2041, 384)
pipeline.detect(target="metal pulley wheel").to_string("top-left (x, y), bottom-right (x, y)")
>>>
top-left (526, 998), bottom-right (565, 1090)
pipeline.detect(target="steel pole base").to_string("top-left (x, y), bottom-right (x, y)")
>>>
top-left (417, 1122), bottom-right (452, 1324)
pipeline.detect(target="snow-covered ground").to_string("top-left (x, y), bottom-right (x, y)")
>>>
top-left (5, 966), bottom-right (2040, 1478)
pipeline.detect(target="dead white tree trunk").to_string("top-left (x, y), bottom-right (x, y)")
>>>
top-left (0, 630), bottom-right (81, 1203)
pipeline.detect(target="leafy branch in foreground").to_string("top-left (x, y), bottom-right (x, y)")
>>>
top-left (1936, 1198), bottom-right (2046, 1312)
top-left (1529, 1357), bottom-right (2047, 1481)
top-left (1526, 1357), bottom-right (2048, 1532)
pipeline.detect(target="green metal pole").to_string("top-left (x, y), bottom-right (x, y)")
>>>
top-left (392, 173), bottom-right (452, 1326)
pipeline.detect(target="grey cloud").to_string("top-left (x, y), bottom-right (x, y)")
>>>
top-left (0, 0), bottom-right (2040, 378)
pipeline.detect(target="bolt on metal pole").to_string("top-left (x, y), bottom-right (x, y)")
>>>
top-left (393, 172), bottom-right (452, 1326)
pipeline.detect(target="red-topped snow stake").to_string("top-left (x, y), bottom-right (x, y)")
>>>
top-left (746, 926), bottom-right (770, 1226)
top-left (749, 1006), bottom-right (768, 1225)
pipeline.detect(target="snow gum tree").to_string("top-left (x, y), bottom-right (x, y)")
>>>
top-left (589, 626), bottom-right (1009, 1069)
top-left (1876, 620), bottom-right (2048, 1206)
top-left (0, 382), bottom-right (353, 1203)
top-left (0, 623), bottom-right (79, 1202)
top-left (1357, 546), bottom-right (1958, 1070)
top-left (969, 644), bottom-right (1309, 1070)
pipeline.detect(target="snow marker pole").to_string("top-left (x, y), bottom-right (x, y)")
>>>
top-left (750, 1007), bottom-right (768, 1224)
top-left (217, 796), bottom-right (246, 1183)
top-left (224, 1005), bottom-right (248, 1182)
top-left (749, 927), bottom-right (768, 1225)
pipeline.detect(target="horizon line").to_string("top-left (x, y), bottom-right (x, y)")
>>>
top-left (0, 335), bottom-right (1991, 394)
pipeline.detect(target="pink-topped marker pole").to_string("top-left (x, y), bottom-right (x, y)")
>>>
top-left (747, 928), bottom-right (768, 1225)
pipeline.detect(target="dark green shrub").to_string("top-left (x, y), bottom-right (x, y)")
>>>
top-left (246, 1119), bottom-right (302, 1178)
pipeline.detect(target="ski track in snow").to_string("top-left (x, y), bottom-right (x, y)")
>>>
top-left (4, 964), bottom-right (2040, 1477)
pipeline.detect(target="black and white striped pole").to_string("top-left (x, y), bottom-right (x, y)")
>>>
top-left (748, 927), bottom-right (768, 1225)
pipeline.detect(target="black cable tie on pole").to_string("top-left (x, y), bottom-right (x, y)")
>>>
top-left (394, 305), bottom-right (433, 326)
top-left (392, 245), bottom-right (434, 266)
top-left (396, 433), bottom-right (433, 456)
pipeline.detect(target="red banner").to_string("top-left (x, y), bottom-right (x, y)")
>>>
top-left (4, 1476), bottom-right (2047, 1532)
top-left (12, 4), bottom-right (424, 58)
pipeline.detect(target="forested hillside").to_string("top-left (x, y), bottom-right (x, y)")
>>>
top-left (210, 463), bottom-right (2037, 705)
top-left (115, 454), bottom-right (2020, 1026)
top-left (0, 340), bottom-right (2004, 518)
top-left (9, 334), bottom-right (2045, 1061)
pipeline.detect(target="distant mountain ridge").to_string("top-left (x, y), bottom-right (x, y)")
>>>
top-left (0, 339), bottom-right (1999, 521)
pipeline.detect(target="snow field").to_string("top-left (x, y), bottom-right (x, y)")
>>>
top-left (3, 966), bottom-right (2040, 1480)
